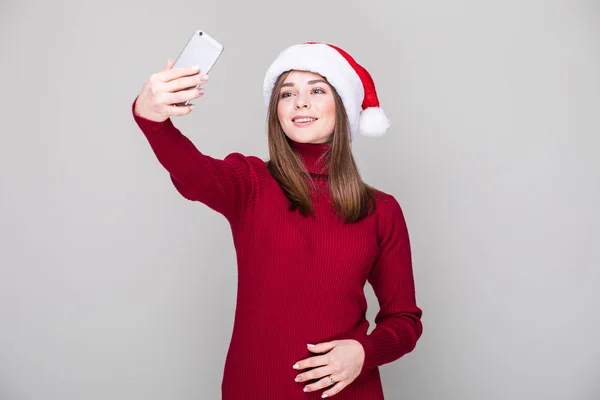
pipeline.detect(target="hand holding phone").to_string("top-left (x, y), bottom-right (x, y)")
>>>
top-left (134, 30), bottom-right (224, 122)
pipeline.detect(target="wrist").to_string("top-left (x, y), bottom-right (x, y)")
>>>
top-left (132, 97), bottom-right (171, 133)
top-left (133, 96), bottom-right (166, 123)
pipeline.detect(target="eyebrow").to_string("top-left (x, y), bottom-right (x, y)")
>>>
top-left (281, 79), bottom-right (328, 87)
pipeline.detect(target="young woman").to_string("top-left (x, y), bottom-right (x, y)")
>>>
top-left (132, 41), bottom-right (423, 399)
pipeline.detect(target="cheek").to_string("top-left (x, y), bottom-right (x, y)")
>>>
top-left (321, 96), bottom-right (336, 123)
top-left (277, 100), bottom-right (294, 124)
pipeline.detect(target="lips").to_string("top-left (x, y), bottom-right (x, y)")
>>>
top-left (292, 116), bottom-right (318, 123)
top-left (292, 117), bottom-right (318, 128)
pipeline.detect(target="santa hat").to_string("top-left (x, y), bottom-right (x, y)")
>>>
top-left (263, 42), bottom-right (390, 140)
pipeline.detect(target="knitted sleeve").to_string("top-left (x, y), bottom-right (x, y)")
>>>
top-left (131, 97), bottom-right (264, 225)
top-left (354, 195), bottom-right (423, 372)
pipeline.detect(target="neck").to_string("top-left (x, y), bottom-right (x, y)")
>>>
top-left (289, 139), bottom-right (331, 176)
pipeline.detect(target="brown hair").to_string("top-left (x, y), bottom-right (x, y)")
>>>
top-left (265, 70), bottom-right (377, 224)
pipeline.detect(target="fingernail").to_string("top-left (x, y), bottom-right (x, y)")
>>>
top-left (192, 65), bottom-right (200, 71)
top-left (322, 394), bottom-right (329, 398)
top-left (304, 387), bottom-right (311, 392)
top-left (190, 105), bottom-right (195, 110)
top-left (295, 375), bottom-right (302, 382)
top-left (293, 363), bottom-right (300, 369)
top-left (198, 88), bottom-right (205, 94)
top-left (307, 344), bottom-right (316, 348)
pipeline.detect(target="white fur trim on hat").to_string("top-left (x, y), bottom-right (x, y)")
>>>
top-left (263, 43), bottom-right (365, 140)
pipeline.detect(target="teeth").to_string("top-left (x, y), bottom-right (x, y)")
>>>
top-left (295, 118), bottom-right (316, 123)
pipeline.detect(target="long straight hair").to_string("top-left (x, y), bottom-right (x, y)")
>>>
top-left (265, 71), bottom-right (377, 224)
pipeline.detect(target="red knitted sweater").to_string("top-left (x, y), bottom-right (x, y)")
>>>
top-left (132, 98), bottom-right (423, 399)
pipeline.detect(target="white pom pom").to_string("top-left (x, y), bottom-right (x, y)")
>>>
top-left (358, 107), bottom-right (390, 137)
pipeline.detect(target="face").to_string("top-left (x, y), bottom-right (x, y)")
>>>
top-left (276, 70), bottom-right (336, 144)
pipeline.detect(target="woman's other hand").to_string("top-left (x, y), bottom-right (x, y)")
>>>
top-left (293, 340), bottom-right (365, 398)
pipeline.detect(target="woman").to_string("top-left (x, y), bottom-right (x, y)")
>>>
top-left (132, 41), bottom-right (423, 399)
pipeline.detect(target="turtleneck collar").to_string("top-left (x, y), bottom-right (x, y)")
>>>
top-left (289, 139), bottom-right (331, 176)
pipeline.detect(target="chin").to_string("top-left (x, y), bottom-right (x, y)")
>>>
top-left (286, 131), bottom-right (330, 144)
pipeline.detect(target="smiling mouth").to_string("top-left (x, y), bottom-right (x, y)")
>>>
top-left (293, 117), bottom-right (318, 123)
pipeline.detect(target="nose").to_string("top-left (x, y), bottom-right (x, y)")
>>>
top-left (294, 94), bottom-right (310, 109)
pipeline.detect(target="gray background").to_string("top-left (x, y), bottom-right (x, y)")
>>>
top-left (1, 0), bottom-right (598, 399)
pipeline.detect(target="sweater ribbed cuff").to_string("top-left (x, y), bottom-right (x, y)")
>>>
top-left (131, 97), bottom-right (173, 134)
top-left (353, 324), bottom-right (410, 373)
top-left (353, 335), bottom-right (373, 374)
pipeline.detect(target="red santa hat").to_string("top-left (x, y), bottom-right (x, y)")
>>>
top-left (263, 42), bottom-right (390, 141)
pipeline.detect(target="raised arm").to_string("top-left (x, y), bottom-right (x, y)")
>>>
top-left (132, 60), bottom-right (265, 224)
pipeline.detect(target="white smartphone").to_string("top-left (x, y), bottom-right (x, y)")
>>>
top-left (171, 30), bottom-right (224, 106)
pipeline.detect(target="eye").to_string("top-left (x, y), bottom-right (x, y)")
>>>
top-left (312, 87), bottom-right (326, 94)
top-left (280, 91), bottom-right (294, 99)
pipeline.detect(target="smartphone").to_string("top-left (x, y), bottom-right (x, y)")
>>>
top-left (171, 30), bottom-right (224, 106)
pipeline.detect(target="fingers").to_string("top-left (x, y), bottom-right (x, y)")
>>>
top-left (136, 62), bottom-right (206, 121)
top-left (301, 374), bottom-right (346, 395)
top-left (293, 354), bottom-right (329, 370)
top-left (163, 103), bottom-right (195, 116)
top-left (308, 342), bottom-right (337, 353)
top-left (294, 365), bottom-right (332, 383)
top-left (293, 343), bottom-right (357, 397)
top-left (160, 64), bottom-right (202, 82)
top-left (164, 59), bottom-right (175, 71)
top-left (164, 73), bottom-right (208, 93)
top-left (161, 86), bottom-right (204, 106)
top-left (320, 380), bottom-right (348, 398)
top-left (147, 65), bottom-right (207, 107)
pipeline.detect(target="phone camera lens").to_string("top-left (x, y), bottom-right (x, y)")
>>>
top-left (198, 31), bottom-right (203, 36)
